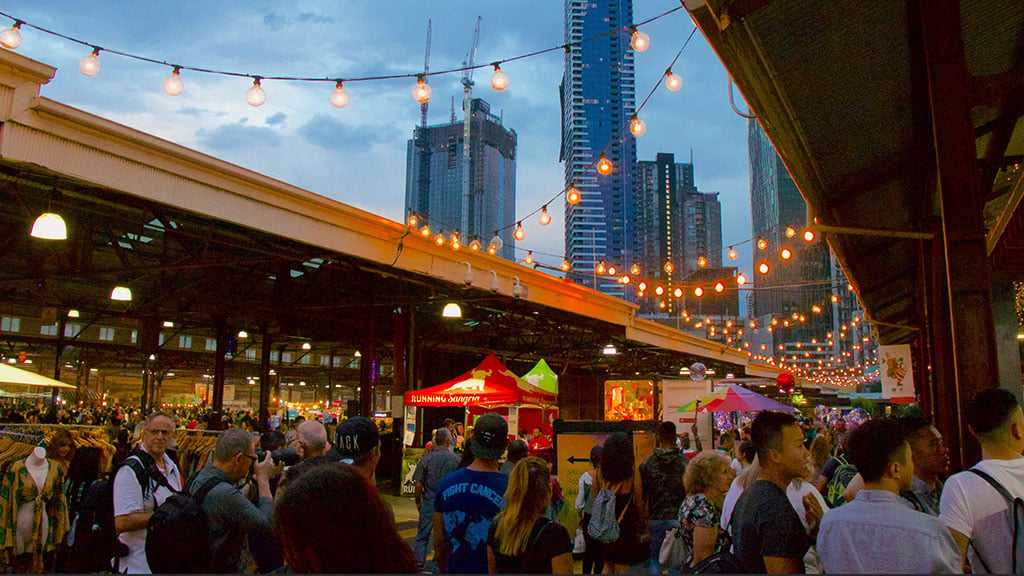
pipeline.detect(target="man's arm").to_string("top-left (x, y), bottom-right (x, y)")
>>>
top-left (414, 482), bottom-right (425, 510)
top-left (114, 511), bottom-right (151, 534)
top-left (113, 464), bottom-right (148, 534)
top-left (947, 528), bottom-right (970, 573)
top-left (432, 511), bottom-right (448, 573)
top-left (763, 556), bottom-right (805, 574)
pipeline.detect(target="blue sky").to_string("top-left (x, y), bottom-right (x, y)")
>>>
top-left (4, 1), bottom-right (754, 277)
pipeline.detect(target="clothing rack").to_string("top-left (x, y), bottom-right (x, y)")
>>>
top-left (0, 429), bottom-right (45, 445)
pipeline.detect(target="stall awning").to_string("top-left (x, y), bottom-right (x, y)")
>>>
top-left (521, 359), bottom-right (558, 395)
top-left (405, 354), bottom-right (557, 407)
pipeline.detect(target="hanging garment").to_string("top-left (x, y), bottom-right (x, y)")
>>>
top-left (0, 458), bottom-right (70, 572)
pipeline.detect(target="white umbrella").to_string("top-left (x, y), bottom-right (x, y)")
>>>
top-left (0, 363), bottom-right (76, 389)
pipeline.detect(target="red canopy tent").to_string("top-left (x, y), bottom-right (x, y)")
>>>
top-left (404, 354), bottom-right (556, 407)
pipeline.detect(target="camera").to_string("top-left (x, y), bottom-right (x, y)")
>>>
top-left (254, 447), bottom-right (299, 466)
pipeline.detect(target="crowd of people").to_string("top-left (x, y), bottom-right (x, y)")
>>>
top-left (1, 386), bottom-right (1022, 574)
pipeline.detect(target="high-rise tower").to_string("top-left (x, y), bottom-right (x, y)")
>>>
top-left (560, 0), bottom-right (637, 297)
top-left (405, 98), bottom-right (517, 259)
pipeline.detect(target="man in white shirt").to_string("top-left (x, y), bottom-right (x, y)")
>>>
top-left (940, 388), bottom-right (1024, 574)
top-left (113, 412), bottom-right (184, 573)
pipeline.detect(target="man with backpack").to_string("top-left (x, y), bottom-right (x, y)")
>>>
top-left (184, 427), bottom-right (276, 573)
top-left (112, 411), bottom-right (184, 573)
top-left (940, 388), bottom-right (1024, 574)
top-left (819, 436), bottom-right (858, 509)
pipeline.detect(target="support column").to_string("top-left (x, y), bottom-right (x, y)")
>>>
top-left (922, 0), bottom-right (998, 468)
top-left (211, 322), bottom-right (228, 430)
top-left (258, 329), bottom-right (273, 432)
top-left (359, 308), bottom-right (377, 417)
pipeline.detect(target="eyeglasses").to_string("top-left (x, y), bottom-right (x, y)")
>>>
top-left (145, 429), bottom-right (174, 436)
top-left (243, 454), bottom-right (257, 464)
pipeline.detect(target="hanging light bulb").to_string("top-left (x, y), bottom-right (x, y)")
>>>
top-left (566, 185), bottom-right (582, 205)
top-left (629, 115), bottom-right (646, 137)
top-left (638, 281), bottom-right (648, 292)
top-left (786, 226), bottom-right (797, 238)
top-left (803, 229), bottom-right (816, 243)
top-left (246, 77), bottom-right (266, 107)
top-left (435, 230), bottom-right (446, 246)
top-left (514, 222), bottom-right (526, 241)
top-left (560, 259), bottom-right (571, 272)
top-left (693, 286), bottom-right (704, 297)
top-left (407, 213), bottom-right (418, 227)
top-left (330, 80), bottom-right (350, 109)
top-left (597, 154), bottom-right (614, 175)
top-left (30, 212), bottom-right (68, 240)
top-left (450, 231), bottom-right (461, 250)
top-left (728, 246), bottom-right (738, 260)
top-left (757, 238), bottom-right (768, 250)
top-left (490, 231), bottom-right (504, 252)
top-left (412, 75), bottom-right (432, 104)
top-left (523, 251), bottom-right (535, 266)
top-left (714, 282), bottom-right (725, 293)
top-left (758, 261), bottom-right (770, 274)
top-left (490, 63), bottom-right (510, 91)
top-left (538, 206), bottom-right (551, 226)
top-left (780, 247), bottom-right (793, 260)
top-left (664, 261), bottom-right (674, 274)
top-left (487, 244), bottom-right (498, 255)
top-left (737, 273), bottom-right (747, 286)
top-left (596, 261), bottom-right (606, 275)
top-left (630, 28), bottom-right (650, 52)
top-left (630, 263), bottom-right (640, 276)
top-left (655, 285), bottom-right (665, 296)
top-left (607, 265), bottom-right (618, 277)
top-left (665, 68), bottom-right (682, 91)
top-left (79, 48), bottom-right (101, 77)
top-left (162, 66), bottom-right (184, 96)
top-left (673, 287), bottom-right (684, 298)
top-left (469, 238), bottom-right (482, 251)
top-left (420, 224), bottom-right (431, 237)
top-left (0, 21), bottom-right (22, 50)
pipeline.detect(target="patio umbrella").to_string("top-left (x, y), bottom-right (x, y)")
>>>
top-left (672, 385), bottom-right (795, 414)
top-left (0, 363), bottom-right (76, 389)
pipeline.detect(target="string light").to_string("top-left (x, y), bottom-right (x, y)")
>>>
top-left (697, 255), bottom-right (708, 268)
top-left (803, 229), bottom-right (816, 243)
top-left (434, 230), bottom-right (446, 246)
top-left (407, 214), bottom-right (418, 227)
top-left (560, 259), bottom-right (571, 272)
top-left (78, 47), bottom-right (101, 77)
top-left (665, 68), bottom-right (682, 91)
top-left (758, 261), bottom-right (770, 274)
top-left (607, 265), bottom-right (618, 276)
top-left (654, 286), bottom-right (665, 296)
top-left (450, 231), bottom-right (461, 250)
top-left (693, 286), bottom-right (703, 297)
top-left (490, 63), bottom-right (510, 91)
top-left (664, 261), bottom-right (674, 274)
top-left (597, 155), bottom-right (614, 175)
top-left (246, 77), bottom-right (266, 107)
top-left (736, 273), bottom-right (747, 286)
top-left (469, 238), bottom-right (482, 251)
top-left (0, 21), bottom-right (21, 49)
top-left (566, 186), bottom-right (581, 205)
top-left (630, 263), bottom-right (641, 276)
top-left (714, 282), bottom-right (725, 293)
top-left (412, 75), bottom-right (432, 103)
top-left (757, 238), bottom-right (768, 250)
top-left (524, 251), bottom-right (535, 265)
top-left (728, 247), bottom-right (738, 260)
top-left (630, 115), bottom-right (647, 137)
top-left (538, 206), bottom-right (551, 226)
top-left (513, 222), bottom-right (526, 241)
top-left (329, 81), bottom-right (350, 109)
top-left (620, 274), bottom-right (631, 284)
top-left (596, 262), bottom-right (606, 275)
top-left (786, 226), bottom-right (797, 238)
top-left (163, 66), bottom-right (183, 96)
top-left (489, 232), bottom-right (503, 253)
top-left (630, 27), bottom-right (650, 51)
top-left (780, 247), bottom-right (793, 260)
top-left (420, 224), bottom-right (431, 237)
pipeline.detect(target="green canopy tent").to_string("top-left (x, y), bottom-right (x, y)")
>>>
top-left (521, 359), bottom-right (558, 395)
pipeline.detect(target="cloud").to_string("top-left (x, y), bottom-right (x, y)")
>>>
top-left (263, 11), bottom-right (334, 31)
top-left (297, 12), bottom-right (334, 25)
top-left (178, 107), bottom-right (228, 119)
top-left (296, 114), bottom-right (401, 151)
top-left (196, 119), bottom-right (282, 150)
top-left (265, 112), bottom-right (287, 126)
top-left (263, 13), bottom-right (289, 31)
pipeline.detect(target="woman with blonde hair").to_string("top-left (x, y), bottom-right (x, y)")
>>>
top-left (677, 451), bottom-right (736, 568)
top-left (487, 457), bottom-right (573, 574)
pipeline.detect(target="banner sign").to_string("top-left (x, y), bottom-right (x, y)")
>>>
top-left (879, 344), bottom-right (915, 404)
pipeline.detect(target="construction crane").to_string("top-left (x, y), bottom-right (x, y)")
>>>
top-left (461, 16), bottom-right (481, 234)
top-left (414, 20), bottom-right (432, 220)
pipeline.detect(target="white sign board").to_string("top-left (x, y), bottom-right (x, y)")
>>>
top-left (662, 379), bottom-right (713, 432)
top-left (879, 344), bottom-right (915, 403)
top-left (403, 405), bottom-right (417, 447)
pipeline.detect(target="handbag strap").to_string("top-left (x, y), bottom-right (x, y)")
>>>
top-left (967, 468), bottom-right (1022, 573)
top-left (617, 494), bottom-right (632, 525)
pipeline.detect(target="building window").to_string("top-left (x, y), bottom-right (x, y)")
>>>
top-left (178, 336), bottom-right (193, 349)
top-left (270, 351), bottom-right (279, 362)
top-left (206, 338), bottom-right (217, 351)
top-left (1, 317), bottom-right (20, 332)
top-left (64, 324), bottom-right (82, 338)
top-left (159, 333), bottom-right (165, 345)
top-left (99, 327), bottom-right (115, 341)
top-left (40, 323), bottom-right (57, 336)
top-left (281, 352), bottom-right (293, 363)
top-left (131, 330), bottom-right (138, 343)
top-left (245, 349), bottom-right (257, 361)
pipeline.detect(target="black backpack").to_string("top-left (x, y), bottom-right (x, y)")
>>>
top-left (145, 474), bottom-right (226, 573)
top-left (81, 452), bottom-right (153, 572)
top-left (824, 454), bottom-right (857, 508)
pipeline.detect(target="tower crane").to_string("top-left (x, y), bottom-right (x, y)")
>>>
top-left (461, 16), bottom-right (481, 234)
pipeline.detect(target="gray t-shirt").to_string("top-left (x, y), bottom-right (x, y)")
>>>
top-left (190, 465), bottom-right (273, 573)
top-left (413, 446), bottom-right (461, 501)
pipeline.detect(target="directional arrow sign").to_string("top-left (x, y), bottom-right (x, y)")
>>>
top-left (566, 455), bottom-right (592, 465)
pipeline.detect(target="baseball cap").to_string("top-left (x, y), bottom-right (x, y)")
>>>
top-left (334, 416), bottom-right (379, 462)
top-left (469, 413), bottom-right (509, 460)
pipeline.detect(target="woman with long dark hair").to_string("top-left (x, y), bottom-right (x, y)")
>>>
top-left (61, 446), bottom-right (111, 573)
top-left (593, 432), bottom-right (649, 573)
top-left (274, 464), bottom-right (416, 573)
top-left (487, 457), bottom-right (573, 574)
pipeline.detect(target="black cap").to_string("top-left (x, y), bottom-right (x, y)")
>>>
top-left (469, 413), bottom-right (509, 460)
top-left (334, 417), bottom-right (379, 461)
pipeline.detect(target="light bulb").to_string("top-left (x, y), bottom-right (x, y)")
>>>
top-left (736, 273), bottom-right (747, 285)
top-left (758, 261), bottom-right (770, 274)
top-left (450, 233), bottom-right (461, 250)
top-left (655, 286), bottom-right (665, 296)
top-left (30, 213), bottom-right (67, 240)
top-left (420, 224), bottom-right (431, 237)
top-left (728, 247), bottom-right (738, 260)
top-left (780, 247), bottom-right (793, 260)
top-left (803, 229), bottom-right (816, 243)
top-left (79, 49), bottom-right (101, 77)
top-left (1, 22), bottom-right (22, 50)
top-left (538, 206), bottom-right (551, 226)
top-left (697, 255), bottom-right (708, 268)
top-left (607, 265), bottom-right (617, 276)
top-left (630, 29), bottom-right (650, 52)
top-left (524, 251), bottom-right (535, 265)
top-left (561, 259), bottom-right (571, 272)
top-left (487, 244), bottom-right (498, 255)
top-left (620, 275), bottom-right (631, 284)
top-left (435, 231), bottom-right (446, 246)
top-left (638, 281), bottom-right (647, 292)
top-left (665, 69), bottom-right (682, 91)
top-left (490, 232), bottom-right (504, 251)
top-left (246, 78), bottom-right (266, 107)
top-left (630, 263), bottom-right (640, 276)
top-left (715, 282), bottom-right (725, 293)
top-left (596, 262), bottom-right (606, 275)
top-left (490, 64), bottom-right (510, 91)
top-left (407, 214), bottom-right (418, 227)
top-left (412, 76), bottom-right (432, 104)
top-left (163, 67), bottom-right (184, 96)
top-left (514, 222), bottom-right (525, 241)
top-left (469, 238), bottom-right (482, 251)
top-left (110, 286), bottom-right (132, 301)
top-left (786, 226), bottom-right (797, 238)
top-left (664, 261), bottom-right (674, 274)
top-left (597, 155), bottom-right (614, 175)
top-left (566, 186), bottom-right (581, 205)
top-left (630, 116), bottom-right (646, 137)
top-left (757, 238), bottom-right (768, 250)
top-left (330, 81), bottom-right (350, 109)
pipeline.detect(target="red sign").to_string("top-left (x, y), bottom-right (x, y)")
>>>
top-left (17, 351), bottom-right (26, 363)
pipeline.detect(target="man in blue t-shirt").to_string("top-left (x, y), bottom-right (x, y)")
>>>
top-left (432, 413), bottom-right (510, 573)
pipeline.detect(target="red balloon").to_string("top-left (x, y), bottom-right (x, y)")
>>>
top-left (777, 372), bottom-right (795, 389)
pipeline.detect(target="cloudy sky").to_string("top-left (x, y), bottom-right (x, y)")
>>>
top-left (3, 1), bottom-right (754, 274)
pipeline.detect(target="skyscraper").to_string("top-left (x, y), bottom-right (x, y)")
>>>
top-left (561, 0), bottom-right (637, 297)
top-left (405, 98), bottom-right (517, 259)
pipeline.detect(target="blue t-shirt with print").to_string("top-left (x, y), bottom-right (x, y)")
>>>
top-left (433, 467), bottom-right (508, 574)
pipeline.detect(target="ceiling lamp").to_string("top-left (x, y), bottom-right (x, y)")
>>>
top-left (110, 286), bottom-right (132, 301)
top-left (602, 344), bottom-right (618, 356)
top-left (30, 212), bottom-right (67, 240)
top-left (302, 342), bottom-right (312, 350)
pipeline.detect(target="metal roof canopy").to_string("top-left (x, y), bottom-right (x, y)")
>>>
top-left (0, 50), bottom-right (794, 412)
